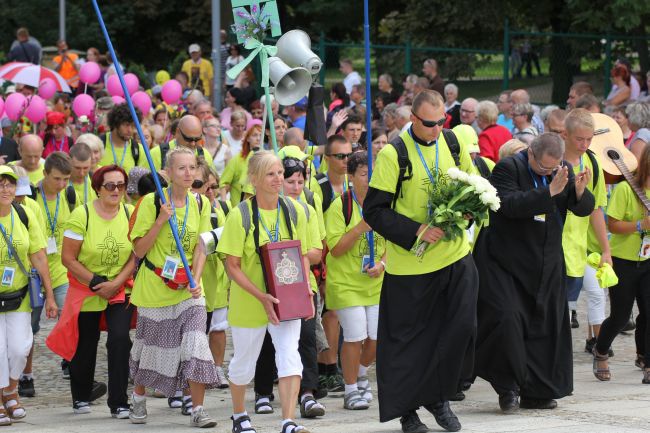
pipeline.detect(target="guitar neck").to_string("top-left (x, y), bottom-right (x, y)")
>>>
top-left (612, 159), bottom-right (650, 212)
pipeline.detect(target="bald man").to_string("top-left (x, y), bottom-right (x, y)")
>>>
top-left (150, 114), bottom-right (215, 170)
top-left (283, 127), bottom-right (305, 150)
top-left (511, 89), bottom-right (545, 134)
top-left (11, 134), bottom-right (45, 185)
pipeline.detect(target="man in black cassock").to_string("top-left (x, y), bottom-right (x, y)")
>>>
top-left (473, 133), bottom-right (594, 412)
top-left (364, 90), bottom-right (478, 433)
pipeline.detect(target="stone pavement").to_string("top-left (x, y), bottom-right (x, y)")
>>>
top-left (12, 305), bottom-right (650, 433)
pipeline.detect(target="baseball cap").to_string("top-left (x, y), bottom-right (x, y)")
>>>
top-left (0, 166), bottom-right (18, 181)
top-left (15, 176), bottom-right (31, 196)
top-left (188, 44), bottom-right (201, 54)
top-left (452, 124), bottom-right (480, 155)
top-left (294, 97), bottom-right (308, 110)
top-left (278, 145), bottom-right (312, 161)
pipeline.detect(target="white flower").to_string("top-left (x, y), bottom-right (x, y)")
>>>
top-left (447, 167), bottom-right (461, 180)
top-left (457, 170), bottom-right (470, 183)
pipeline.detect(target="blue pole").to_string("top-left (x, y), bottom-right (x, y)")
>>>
top-left (91, 0), bottom-right (196, 288)
top-left (363, 0), bottom-right (375, 266)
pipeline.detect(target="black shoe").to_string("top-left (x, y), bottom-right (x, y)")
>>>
top-left (61, 359), bottom-right (70, 380)
top-left (585, 338), bottom-right (596, 353)
top-left (520, 398), bottom-right (557, 409)
top-left (460, 380), bottom-right (472, 391)
top-left (571, 310), bottom-right (579, 329)
top-left (400, 410), bottom-right (428, 433)
top-left (608, 347), bottom-right (615, 357)
top-left (181, 397), bottom-right (193, 416)
top-left (313, 385), bottom-right (328, 400)
top-left (621, 317), bottom-right (636, 332)
top-left (449, 391), bottom-right (465, 401)
top-left (424, 401), bottom-right (461, 432)
top-left (498, 391), bottom-right (519, 413)
top-left (89, 381), bottom-right (107, 402)
top-left (18, 377), bottom-right (35, 398)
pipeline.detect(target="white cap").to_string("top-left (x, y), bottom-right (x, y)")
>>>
top-left (188, 44), bottom-right (201, 54)
top-left (260, 94), bottom-right (275, 106)
top-left (15, 177), bottom-right (31, 197)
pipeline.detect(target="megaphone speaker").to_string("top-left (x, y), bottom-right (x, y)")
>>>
top-left (268, 57), bottom-right (313, 106)
top-left (276, 30), bottom-right (323, 75)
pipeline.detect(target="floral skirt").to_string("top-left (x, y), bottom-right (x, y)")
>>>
top-left (129, 297), bottom-right (220, 396)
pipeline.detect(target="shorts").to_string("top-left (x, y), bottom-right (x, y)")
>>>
top-left (336, 305), bottom-right (379, 342)
top-left (208, 307), bottom-right (229, 333)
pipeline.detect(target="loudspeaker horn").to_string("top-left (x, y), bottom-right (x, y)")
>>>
top-left (275, 30), bottom-right (322, 75)
top-left (268, 57), bottom-right (312, 106)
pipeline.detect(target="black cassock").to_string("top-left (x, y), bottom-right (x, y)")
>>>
top-left (473, 151), bottom-right (594, 399)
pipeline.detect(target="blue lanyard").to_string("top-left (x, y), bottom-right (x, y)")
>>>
top-left (527, 165), bottom-right (548, 189)
top-left (325, 175), bottom-right (349, 202)
top-left (409, 129), bottom-right (438, 184)
top-left (40, 185), bottom-right (60, 235)
top-left (258, 202), bottom-right (280, 243)
top-left (109, 133), bottom-right (128, 168)
top-left (579, 156), bottom-right (584, 172)
top-left (69, 177), bottom-right (89, 204)
top-left (351, 189), bottom-right (372, 246)
top-left (167, 187), bottom-right (189, 240)
top-left (0, 209), bottom-right (15, 259)
top-left (52, 136), bottom-right (65, 152)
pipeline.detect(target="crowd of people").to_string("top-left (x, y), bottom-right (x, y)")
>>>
top-left (0, 26), bottom-right (649, 433)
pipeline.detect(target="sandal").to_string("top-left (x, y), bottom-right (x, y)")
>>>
top-left (231, 414), bottom-right (257, 433)
top-left (254, 395), bottom-right (273, 414)
top-left (643, 369), bottom-right (650, 385)
top-left (635, 354), bottom-right (646, 370)
top-left (343, 389), bottom-right (369, 410)
top-left (592, 347), bottom-right (611, 381)
top-left (0, 407), bottom-right (10, 426)
top-left (2, 391), bottom-right (25, 420)
top-left (281, 420), bottom-right (310, 433)
top-left (299, 395), bottom-right (325, 418)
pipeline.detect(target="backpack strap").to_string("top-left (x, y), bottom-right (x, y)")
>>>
top-left (160, 142), bottom-right (171, 169)
top-left (279, 197), bottom-right (296, 239)
top-left (131, 140), bottom-right (140, 165)
top-left (12, 203), bottom-right (28, 230)
top-left (237, 200), bottom-right (252, 237)
top-left (473, 157), bottom-right (491, 179)
top-left (315, 173), bottom-right (333, 213)
top-left (65, 184), bottom-right (76, 211)
top-left (197, 147), bottom-right (205, 159)
top-left (218, 199), bottom-right (230, 216)
top-left (294, 197), bottom-right (310, 222)
top-left (341, 190), bottom-right (354, 227)
top-left (585, 149), bottom-right (600, 189)
top-left (388, 135), bottom-right (412, 209)
top-left (154, 191), bottom-right (162, 220)
top-left (123, 203), bottom-right (130, 220)
top-left (303, 187), bottom-right (316, 209)
top-left (441, 129), bottom-right (461, 167)
top-left (195, 193), bottom-right (204, 213)
top-left (29, 185), bottom-right (37, 201)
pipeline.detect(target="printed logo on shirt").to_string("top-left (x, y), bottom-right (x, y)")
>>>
top-left (355, 232), bottom-right (383, 259)
top-left (98, 230), bottom-right (125, 274)
top-left (0, 238), bottom-right (21, 264)
top-left (169, 229), bottom-right (194, 256)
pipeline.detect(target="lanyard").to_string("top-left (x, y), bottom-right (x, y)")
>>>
top-left (52, 136), bottom-right (65, 152)
top-left (258, 202), bottom-right (280, 243)
top-left (527, 165), bottom-right (548, 189)
top-left (408, 129), bottom-right (438, 184)
top-left (579, 156), bottom-right (584, 172)
top-left (40, 184), bottom-right (60, 235)
top-left (167, 187), bottom-right (189, 240)
top-left (0, 209), bottom-right (15, 259)
top-left (69, 177), bottom-right (89, 204)
top-left (109, 133), bottom-right (128, 168)
top-left (325, 174), bottom-right (349, 202)
top-left (351, 189), bottom-right (372, 246)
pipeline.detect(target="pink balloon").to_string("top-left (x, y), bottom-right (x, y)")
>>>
top-left (72, 94), bottom-right (95, 117)
top-left (79, 61), bottom-right (101, 84)
top-left (0, 98), bottom-right (4, 117)
top-left (131, 91), bottom-right (152, 115)
top-left (4, 93), bottom-right (27, 121)
top-left (106, 75), bottom-right (124, 97)
top-left (161, 79), bottom-right (182, 105)
top-left (24, 95), bottom-right (47, 123)
top-left (38, 78), bottom-right (57, 100)
top-left (124, 73), bottom-right (139, 95)
top-left (112, 95), bottom-right (125, 105)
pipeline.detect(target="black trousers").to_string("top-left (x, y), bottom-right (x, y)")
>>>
top-left (254, 298), bottom-right (318, 395)
top-left (69, 301), bottom-right (134, 409)
top-left (596, 257), bottom-right (650, 360)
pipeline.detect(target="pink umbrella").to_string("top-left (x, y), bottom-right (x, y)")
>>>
top-left (0, 62), bottom-right (72, 93)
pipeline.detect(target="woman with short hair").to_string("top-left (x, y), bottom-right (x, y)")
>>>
top-left (512, 103), bottom-right (538, 145)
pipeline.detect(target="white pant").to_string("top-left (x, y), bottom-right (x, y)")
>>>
top-left (209, 307), bottom-right (229, 333)
top-left (0, 312), bottom-right (32, 389)
top-left (337, 305), bottom-right (379, 342)
top-left (583, 264), bottom-right (608, 326)
top-left (228, 320), bottom-right (302, 386)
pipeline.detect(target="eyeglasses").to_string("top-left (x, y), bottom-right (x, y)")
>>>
top-left (460, 109), bottom-right (475, 114)
top-left (179, 128), bottom-right (203, 143)
top-left (411, 111), bottom-right (446, 128)
top-left (326, 152), bottom-right (353, 160)
top-left (0, 183), bottom-right (16, 190)
top-left (192, 179), bottom-right (205, 189)
top-left (102, 182), bottom-right (126, 191)
top-left (531, 152), bottom-right (564, 173)
top-left (283, 159), bottom-right (306, 170)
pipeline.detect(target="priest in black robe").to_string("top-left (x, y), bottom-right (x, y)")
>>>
top-left (473, 133), bottom-right (594, 412)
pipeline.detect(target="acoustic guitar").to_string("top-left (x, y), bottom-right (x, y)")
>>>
top-left (590, 113), bottom-right (650, 212)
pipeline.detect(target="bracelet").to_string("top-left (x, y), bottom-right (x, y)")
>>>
top-left (638, 220), bottom-right (643, 234)
top-left (380, 260), bottom-right (386, 269)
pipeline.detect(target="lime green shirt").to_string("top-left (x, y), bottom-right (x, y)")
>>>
top-left (607, 181), bottom-right (650, 262)
top-left (129, 190), bottom-right (212, 308)
top-left (216, 198), bottom-right (309, 328)
top-left (99, 134), bottom-right (147, 173)
top-left (203, 200), bottom-right (230, 312)
top-left (325, 195), bottom-right (385, 310)
top-left (311, 174), bottom-right (350, 215)
top-left (71, 176), bottom-right (98, 206)
top-left (0, 206), bottom-right (46, 313)
top-left (220, 153), bottom-right (253, 207)
top-left (149, 139), bottom-right (215, 172)
top-left (369, 129), bottom-right (475, 275)
top-left (65, 202), bottom-right (134, 312)
top-left (8, 161), bottom-right (44, 185)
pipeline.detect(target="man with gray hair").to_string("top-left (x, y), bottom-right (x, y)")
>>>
top-left (394, 105), bottom-right (412, 133)
top-left (473, 133), bottom-right (594, 413)
top-left (460, 98), bottom-right (480, 134)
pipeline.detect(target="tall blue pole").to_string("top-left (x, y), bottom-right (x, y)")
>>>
top-left (363, 0), bottom-right (375, 266)
top-left (91, 0), bottom-right (196, 288)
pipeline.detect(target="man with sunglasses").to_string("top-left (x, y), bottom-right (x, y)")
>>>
top-left (364, 90), bottom-right (478, 433)
top-left (150, 115), bottom-right (215, 172)
top-left (473, 133), bottom-right (594, 413)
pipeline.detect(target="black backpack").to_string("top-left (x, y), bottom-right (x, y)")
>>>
top-left (389, 129), bottom-right (461, 208)
top-left (12, 202), bottom-right (30, 229)
top-left (30, 184), bottom-right (77, 212)
top-left (102, 133), bottom-right (140, 166)
top-left (473, 157), bottom-right (491, 179)
top-left (340, 190), bottom-right (355, 227)
top-left (585, 149), bottom-right (600, 189)
top-left (159, 141), bottom-right (205, 169)
top-left (315, 173), bottom-right (343, 214)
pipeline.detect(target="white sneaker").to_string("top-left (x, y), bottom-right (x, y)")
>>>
top-left (216, 366), bottom-right (229, 389)
top-left (73, 401), bottom-right (91, 414)
top-left (111, 406), bottom-right (130, 419)
top-left (190, 406), bottom-right (217, 428)
top-left (129, 396), bottom-right (147, 424)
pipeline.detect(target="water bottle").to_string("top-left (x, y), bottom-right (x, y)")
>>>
top-left (28, 269), bottom-right (44, 309)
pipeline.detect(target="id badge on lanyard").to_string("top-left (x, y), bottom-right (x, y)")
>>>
top-left (640, 235), bottom-right (650, 259)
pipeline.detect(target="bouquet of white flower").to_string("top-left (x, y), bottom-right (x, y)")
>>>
top-left (412, 167), bottom-right (501, 257)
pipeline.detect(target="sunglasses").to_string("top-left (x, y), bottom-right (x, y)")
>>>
top-left (207, 184), bottom-right (219, 190)
top-left (283, 159), bottom-right (306, 169)
top-left (179, 128), bottom-right (203, 143)
top-left (411, 112), bottom-right (446, 128)
top-left (102, 182), bottom-right (126, 191)
top-left (327, 152), bottom-right (353, 160)
top-left (192, 179), bottom-right (205, 189)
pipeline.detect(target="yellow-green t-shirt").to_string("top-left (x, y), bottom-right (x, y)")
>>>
top-left (311, 174), bottom-right (350, 215)
top-left (325, 195), bottom-right (386, 310)
top-left (149, 139), bottom-right (215, 172)
top-left (8, 161), bottom-right (44, 185)
top-left (100, 134), bottom-right (147, 173)
top-left (129, 190), bottom-right (212, 308)
top-left (216, 198), bottom-right (309, 328)
top-left (0, 206), bottom-right (46, 313)
top-left (607, 181), bottom-right (650, 262)
top-left (301, 200), bottom-right (323, 293)
top-left (181, 58), bottom-right (214, 97)
top-left (562, 154), bottom-right (607, 277)
top-left (35, 187), bottom-right (80, 288)
top-left (204, 200), bottom-right (230, 312)
top-left (71, 177), bottom-right (98, 206)
top-left (220, 153), bottom-right (253, 207)
top-left (369, 129), bottom-right (475, 275)
top-left (64, 202), bottom-right (134, 312)
top-left (21, 197), bottom-right (45, 229)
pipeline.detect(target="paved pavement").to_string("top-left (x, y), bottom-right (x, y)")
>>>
top-left (12, 302), bottom-right (650, 432)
